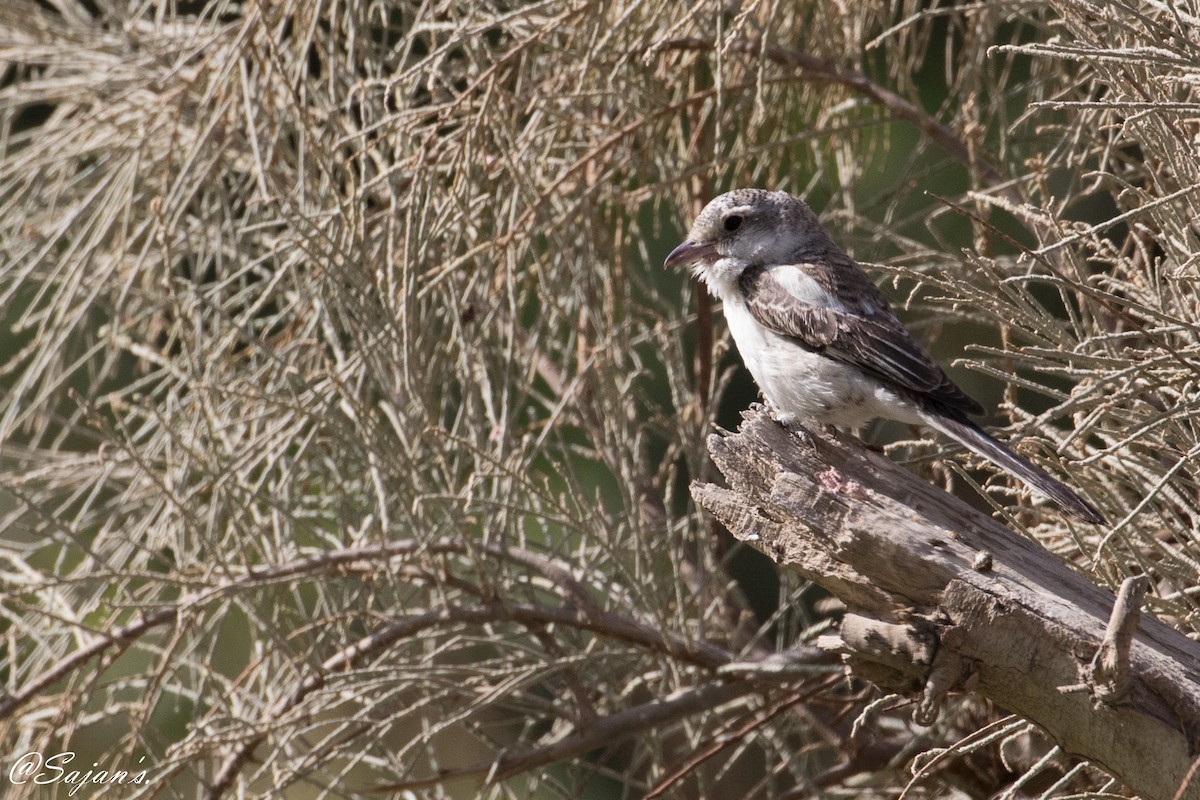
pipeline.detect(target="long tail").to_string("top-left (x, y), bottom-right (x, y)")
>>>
top-left (920, 411), bottom-right (1105, 524)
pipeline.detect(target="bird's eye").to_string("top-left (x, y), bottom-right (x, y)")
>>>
top-left (723, 215), bottom-right (743, 232)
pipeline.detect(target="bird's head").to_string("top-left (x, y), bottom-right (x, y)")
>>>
top-left (663, 189), bottom-right (827, 293)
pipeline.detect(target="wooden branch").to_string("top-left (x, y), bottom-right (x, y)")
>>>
top-left (692, 408), bottom-right (1200, 800)
top-left (1091, 575), bottom-right (1151, 704)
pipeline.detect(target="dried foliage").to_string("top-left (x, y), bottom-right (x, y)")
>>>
top-left (0, 0), bottom-right (1197, 798)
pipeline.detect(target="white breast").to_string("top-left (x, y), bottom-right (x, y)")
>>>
top-left (720, 294), bottom-right (918, 429)
top-left (696, 258), bottom-right (920, 429)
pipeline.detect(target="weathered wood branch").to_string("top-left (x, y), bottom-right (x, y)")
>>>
top-left (692, 408), bottom-right (1200, 800)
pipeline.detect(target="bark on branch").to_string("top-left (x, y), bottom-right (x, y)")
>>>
top-left (692, 408), bottom-right (1200, 800)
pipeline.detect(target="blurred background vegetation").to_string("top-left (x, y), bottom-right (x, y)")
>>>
top-left (1, 0), bottom-right (1198, 797)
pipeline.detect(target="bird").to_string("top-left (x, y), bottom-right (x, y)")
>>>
top-left (665, 188), bottom-right (1104, 524)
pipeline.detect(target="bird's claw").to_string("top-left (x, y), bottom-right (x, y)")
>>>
top-left (764, 405), bottom-right (813, 446)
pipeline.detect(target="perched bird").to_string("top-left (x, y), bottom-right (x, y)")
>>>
top-left (666, 188), bottom-right (1104, 524)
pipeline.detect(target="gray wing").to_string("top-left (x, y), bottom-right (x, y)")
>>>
top-left (738, 262), bottom-right (985, 417)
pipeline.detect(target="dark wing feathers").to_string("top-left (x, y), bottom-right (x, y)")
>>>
top-left (739, 263), bottom-right (984, 418)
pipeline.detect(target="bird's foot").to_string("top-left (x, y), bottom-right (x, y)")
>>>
top-left (766, 407), bottom-right (814, 446)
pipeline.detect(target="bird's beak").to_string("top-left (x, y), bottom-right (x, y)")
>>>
top-left (664, 239), bottom-right (719, 270)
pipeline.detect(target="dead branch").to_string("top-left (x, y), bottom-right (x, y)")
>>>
top-left (658, 37), bottom-right (1005, 188)
top-left (693, 407), bottom-right (1200, 800)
